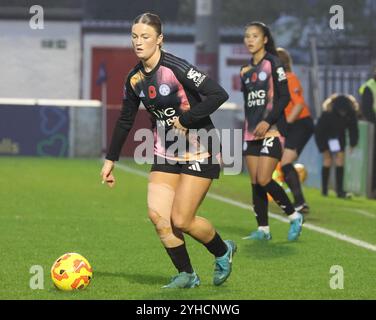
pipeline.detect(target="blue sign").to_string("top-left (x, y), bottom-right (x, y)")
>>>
top-left (0, 105), bottom-right (69, 157)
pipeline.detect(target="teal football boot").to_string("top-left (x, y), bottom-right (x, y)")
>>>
top-left (288, 212), bottom-right (303, 241)
top-left (242, 230), bottom-right (272, 240)
top-left (162, 271), bottom-right (200, 289)
top-left (213, 240), bottom-right (237, 286)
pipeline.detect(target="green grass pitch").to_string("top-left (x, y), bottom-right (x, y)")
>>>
top-left (0, 157), bottom-right (375, 299)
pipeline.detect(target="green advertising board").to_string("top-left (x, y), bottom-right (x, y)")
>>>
top-left (345, 121), bottom-right (374, 197)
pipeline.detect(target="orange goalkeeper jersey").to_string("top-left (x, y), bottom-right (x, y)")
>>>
top-left (284, 72), bottom-right (311, 120)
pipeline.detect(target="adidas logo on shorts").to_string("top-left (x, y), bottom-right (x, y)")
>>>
top-left (260, 146), bottom-right (269, 154)
top-left (188, 161), bottom-right (202, 172)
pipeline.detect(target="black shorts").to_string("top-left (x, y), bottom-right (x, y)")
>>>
top-left (314, 135), bottom-right (346, 153)
top-left (285, 117), bottom-right (314, 155)
top-left (150, 156), bottom-right (221, 179)
top-left (243, 136), bottom-right (283, 160)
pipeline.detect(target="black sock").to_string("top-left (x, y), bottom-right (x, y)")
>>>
top-left (336, 166), bottom-right (344, 194)
top-left (322, 166), bottom-right (330, 195)
top-left (203, 232), bottom-right (227, 258)
top-left (252, 184), bottom-right (269, 226)
top-left (165, 244), bottom-right (193, 274)
top-left (282, 164), bottom-right (305, 205)
top-left (263, 179), bottom-right (295, 215)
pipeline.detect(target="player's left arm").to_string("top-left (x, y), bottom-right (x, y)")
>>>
top-left (264, 61), bottom-right (290, 127)
top-left (175, 65), bottom-right (229, 128)
top-left (286, 75), bottom-right (305, 123)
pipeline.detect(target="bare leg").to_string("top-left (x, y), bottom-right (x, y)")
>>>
top-left (171, 174), bottom-right (215, 243)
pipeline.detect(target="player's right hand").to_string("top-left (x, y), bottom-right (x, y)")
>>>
top-left (253, 120), bottom-right (270, 139)
top-left (101, 159), bottom-right (116, 188)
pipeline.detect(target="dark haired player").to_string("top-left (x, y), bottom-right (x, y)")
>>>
top-left (241, 22), bottom-right (303, 241)
top-left (101, 13), bottom-right (236, 289)
top-left (315, 94), bottom-right (359, 198)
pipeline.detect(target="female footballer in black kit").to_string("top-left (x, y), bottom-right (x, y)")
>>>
top-left (315, 94), bottom-right (359, 198)
top-left (100, 13), bottom-right (236, 288)
top-left (240, 22), bottom-right (303, 241)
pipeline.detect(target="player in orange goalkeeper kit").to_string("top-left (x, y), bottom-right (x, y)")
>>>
top-left (277, 48), bottom-right (314, 213)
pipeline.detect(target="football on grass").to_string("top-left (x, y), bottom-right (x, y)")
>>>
top-left (51, 253), bottom-right (93, 291)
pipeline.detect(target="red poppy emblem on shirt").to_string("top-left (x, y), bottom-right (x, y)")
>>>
top-left (148, 85), bottom-right (157, 99)
top-left (251, 72), bottom-right (258, 83)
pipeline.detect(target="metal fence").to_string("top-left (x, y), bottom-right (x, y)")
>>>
top-left (308, 65), bottom-right (371, 118)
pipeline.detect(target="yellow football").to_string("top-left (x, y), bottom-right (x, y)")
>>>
top-left (51, 253), bottom-right (93, 291)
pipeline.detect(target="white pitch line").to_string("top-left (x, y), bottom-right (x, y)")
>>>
top-left (343, 207), bottom-right (376, 219)
top-left (114, 163), bottom-right (376, 253)
top-left (117, 163), bottom-right (149, 178)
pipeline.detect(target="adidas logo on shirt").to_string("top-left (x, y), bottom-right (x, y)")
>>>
top-left (139, 90), bottom-right (145, 98)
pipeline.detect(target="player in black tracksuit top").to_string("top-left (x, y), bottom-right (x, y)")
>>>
top-left (100, 13), bottom-right (236, 289)
top-left (240, 22), bottom-right (303, 241)
top-left (314, 94), bottom-right (359, 198)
